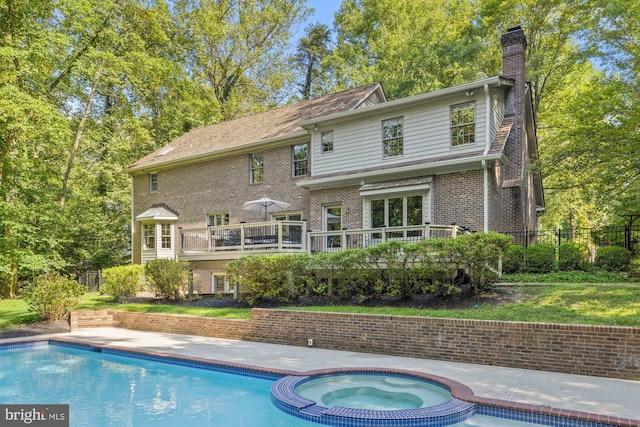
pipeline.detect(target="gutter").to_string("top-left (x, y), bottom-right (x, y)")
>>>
top-left (126, 130), bottom-right (309, 174)
top-left (299, 76), bottom-right (514, 128)
top-left (298, 151), bottom-right (508, 190)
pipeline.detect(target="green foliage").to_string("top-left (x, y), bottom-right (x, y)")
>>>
top-left (227, 234), bottom-right (513, 306)
top-left (558, 243), bottom-right (590, 271)
top-left (526, 244), bottom-right (556, 274)
top-left (503, 245), bottom-right (525, 274)
top-left (101, 265), bottom-right (145, 301)
top-left (227, 255), bottom-right (312, 306)
top-left (595, 246), bottom-right (632, 272)
top-left (144, 259), bottom-right (190, 300)
top-left (503, 270), bottom-right (635, 284)
top-left (21, 272), bottom-right (85, 321)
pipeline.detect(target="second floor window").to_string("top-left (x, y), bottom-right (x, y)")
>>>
top-left (292, 144), bottom-right (308, 177)
top-left (382, 117), bottom-right (403, 157)
top-left (250, 153), bottom-right (264, 183)
top-left (451, 102), bottom-right (475, 146)
top-left (149, 173), bottom-right (158, 193)
top-left (321, 130), bottom-right (334, 153)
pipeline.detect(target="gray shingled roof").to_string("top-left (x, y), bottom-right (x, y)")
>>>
top-left (128, 83), bottom-right (382, 172)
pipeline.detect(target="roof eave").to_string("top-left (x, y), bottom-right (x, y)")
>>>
top-left (126, 129), bottom-right (309, 174)
top-left (298, 153), bottom-right (508, 190)
top-left (300, 76), bottom-right (514, 128)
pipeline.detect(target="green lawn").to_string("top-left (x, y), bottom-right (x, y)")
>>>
top-left (288, 285), bottom-right (640, 326)
top-left (2, 284), bottom-right (639, 332)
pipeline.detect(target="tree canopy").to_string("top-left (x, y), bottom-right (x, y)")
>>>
top-left (0, 0), bottom-right (637, 295)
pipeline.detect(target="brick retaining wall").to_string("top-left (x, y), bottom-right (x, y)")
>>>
top-left (69, 309), bottom-right (640, 380)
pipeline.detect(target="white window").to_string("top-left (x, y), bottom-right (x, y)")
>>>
top-left (292, 144), bottom-right (308, 177)
top-left (212, 274), bottom-right (231, 294)
top-left (143, 224), bottom-right (155, 249)
top-left (382, 117), bottom-right (403, 157)
top-left (250, 153), bottom-right (264, 183)
top-left (370, 195), bottom-right (423, 237)
top-left (321, 130), bottom-right (334, 153)
top-left (207, 212), bottom-right (230, 227)
top-left (149, 173), bottom-right (158, 193)
top-left (323, 205), bottom-right (342, 248)
top-left (161, 224), bottom-right (171, 249)
top-left (451, 102), bottom-right (475, 146)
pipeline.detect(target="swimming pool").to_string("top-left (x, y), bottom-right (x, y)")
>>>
top-left (0, 340), bottom-right (627, 427)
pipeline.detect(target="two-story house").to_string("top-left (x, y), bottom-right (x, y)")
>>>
top-left (127, 26), bottom-right (544, 294)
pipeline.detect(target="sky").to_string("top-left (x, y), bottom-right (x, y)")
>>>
top-left (305, 0), bottom-right (342, 28)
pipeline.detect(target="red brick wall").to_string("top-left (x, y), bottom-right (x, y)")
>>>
top-left (70, 309), bottom-right (640, 380)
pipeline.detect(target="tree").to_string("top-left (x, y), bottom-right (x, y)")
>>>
top-left (172, 0), bottom-right (310, 119)
top-left (294, 23), bottom-right (333, 100)
top-left (330, 0), bottom-right (482, 99)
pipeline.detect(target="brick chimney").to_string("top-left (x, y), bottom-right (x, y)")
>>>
top-left (501, 25), bottom-right (527, 182)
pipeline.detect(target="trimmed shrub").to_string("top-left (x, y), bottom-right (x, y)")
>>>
top-left (101, 265), bottom-right (145, 302)
top-left (145, 259), bottom-right (190, 300)
top-left (227, 254), bottom-right (312, 305)
top-left (595, 246), bottom-right (632, 272)
top-left (525, 244), bottom-right (556, 273)
top-left (453, 232), bottom-right (512, 293)
top-left (558, 243), bottom-right (590, 271)
top-left (22, 272), bottom-right (85, 321)
top-left (503, 245), bottom-right (525, 274)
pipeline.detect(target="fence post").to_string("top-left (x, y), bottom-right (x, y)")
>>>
top-left (557, 228), bottom-right (562, 247)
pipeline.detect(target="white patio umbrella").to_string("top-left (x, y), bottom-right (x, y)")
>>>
top-left (242, 197), bottom-right (291, 220)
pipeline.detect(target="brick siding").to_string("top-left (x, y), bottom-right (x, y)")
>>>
top-left (433, 170), bottom-right (485, 232)
top-left (70, 309), bottom-right (640, 380)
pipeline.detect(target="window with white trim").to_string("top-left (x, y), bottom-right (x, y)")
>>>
top-left (212, 274), bottom-right (231, 294)
top-left (321, 130), bottom-right (334, 153)
top-left (250, 153), bottom-right (264, 183)
top-left (161, 223), bottom-right (171, 249)
top-left (292, 144), bottom-right (308, 177)
top-left (143, 224), bottom-right (155, 249)
top-left (382, 117), bottom-right (403, 157)
top-left (207, 212), bottom-right (230, 227)
top-left (451, 102), bottom-right (475, 146)
top-left (371, 195), bottom-right (423, 235)
top-left (149, 173), bottom-right (158, 193)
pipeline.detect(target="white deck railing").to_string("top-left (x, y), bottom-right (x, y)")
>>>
top-left (179, 222), bottom-right (464, 257)
top-left (180, 220), bottom-right (307, 255)
top-left (307, 224), bottom-right (463, 253)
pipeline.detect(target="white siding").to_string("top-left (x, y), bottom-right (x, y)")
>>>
top-left (490, 88), bottom-right (506, 144)
top-left (141, 223), bottom-right (176, 264)
top-left (312, 94), bottom-right (488, 176)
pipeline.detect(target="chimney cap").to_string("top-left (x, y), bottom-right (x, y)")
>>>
top-left (501, 25), bottom-right (527, 49)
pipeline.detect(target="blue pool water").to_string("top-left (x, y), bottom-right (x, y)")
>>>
top-left (0, 342), bottom-right (613, 427)
top-left (0, 344), bottom-right (319, 427)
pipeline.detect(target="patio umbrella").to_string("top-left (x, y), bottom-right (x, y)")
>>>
top-left (242, 197), bottom-right (291, 220)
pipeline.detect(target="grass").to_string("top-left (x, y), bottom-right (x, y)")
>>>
top-left (0, 293), bottom-right (251, 331)
top-left (2, 280), bottom-right (640, 332)
top-left (284, 284), bottom-right (640, 326)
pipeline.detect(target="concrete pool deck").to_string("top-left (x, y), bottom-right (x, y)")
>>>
top-left (2, 327), bottom-right (639, 423)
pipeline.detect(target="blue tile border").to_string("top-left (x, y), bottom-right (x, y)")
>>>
top-left (1, 338), bottom-right (636, 427)
top-left (271, 372), bottom-right (475, 427)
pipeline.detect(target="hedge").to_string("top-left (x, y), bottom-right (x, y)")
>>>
top-left (227, 233), bottom-right (512, 306)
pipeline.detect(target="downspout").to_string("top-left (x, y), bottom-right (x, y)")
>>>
top-left (482, 83), bottom-right (491, 233)
top-left (130, 176), bottom-right (135, 264)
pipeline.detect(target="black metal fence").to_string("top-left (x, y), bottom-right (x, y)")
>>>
top-left (78, 270), bottom-right (103, 292)
top-left (504, 225), bottom-right (640, 267)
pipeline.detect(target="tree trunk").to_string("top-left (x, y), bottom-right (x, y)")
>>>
top-left (60, 64), bottom-right (103, 209)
